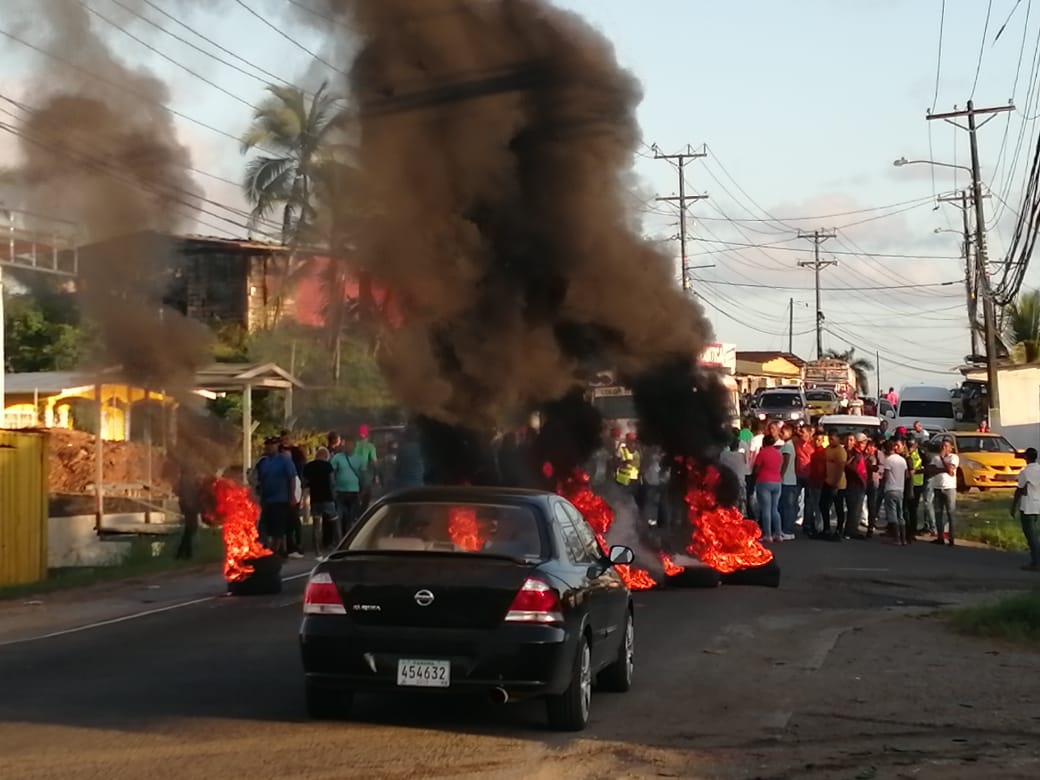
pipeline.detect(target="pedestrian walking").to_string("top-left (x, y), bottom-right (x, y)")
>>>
top-left (354, 424), bottom-right (379, 512)
top-left (1012, 447), bottom-right (1040, 572)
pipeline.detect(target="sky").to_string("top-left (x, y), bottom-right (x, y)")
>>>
top-left (2, 0), bottom-right (1039, 394)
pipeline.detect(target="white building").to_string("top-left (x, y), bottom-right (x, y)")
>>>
top-left (960, 364), bottom-right (1040, 448)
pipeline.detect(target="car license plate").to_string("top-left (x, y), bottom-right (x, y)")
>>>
top-left (396, 659), bottom-right (450, 688)
top-left (997, 473), bottom-right (1018, 482)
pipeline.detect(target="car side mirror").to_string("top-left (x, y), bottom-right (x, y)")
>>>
top-left (608, 545), bottom-right (635, 565)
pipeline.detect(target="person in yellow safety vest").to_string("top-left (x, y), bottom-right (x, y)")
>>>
top-left (904, 437), bottom-right (926, 541)
top-left (615, 432), bottom-right (641, 496)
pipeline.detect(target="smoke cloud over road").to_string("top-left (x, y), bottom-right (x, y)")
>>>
top-left (305, 0), bottom-right (720, 441)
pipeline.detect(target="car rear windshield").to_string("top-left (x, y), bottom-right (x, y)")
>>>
top-left (805, 391), bottom-right (836, 401)
top-left (346, 502), bottom-right (546, 559)
top-left (898, 400), bottom-right (954, 418)
top-left (955, 435), bottom-right (1017, 454)
top-left (760, 392), bottom-right (803, 408)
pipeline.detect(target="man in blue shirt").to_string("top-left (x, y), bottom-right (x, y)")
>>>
top-left (255, 437), bottom-right (299, 556)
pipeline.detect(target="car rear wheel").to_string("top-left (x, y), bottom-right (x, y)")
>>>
top-left (597, 611), bottom-right (634, 693)
top-left (956, 469), bottom-right (968, 494)
top-left (305, 681), bottom-right (353, 720)
top-left (546, 637), bottom-right (592, 732)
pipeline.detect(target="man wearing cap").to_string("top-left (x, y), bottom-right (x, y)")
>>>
top-left (1011, 447), bottom-right (1040, 571)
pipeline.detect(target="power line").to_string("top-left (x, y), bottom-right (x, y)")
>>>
top-left (232, 0), bottom-right (345, 76)
top-left (970, 0), bottom-right (995, 99)
top-left (931, 0), bottom-right (946, 109)
top-left (651, 144), bottom-right (708, 291)
top-left (689, 277), bottom-right (963, 292)
top-left (687, 237), bottom-right (961, 261)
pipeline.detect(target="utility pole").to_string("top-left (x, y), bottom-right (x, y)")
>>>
top-left (938, 188), bottom-right (989, 357)
top-left (928, 100), bottom-right (1014, 418)
top-left (875, 351), bottom-right (880, 399)
top-left (796, 229), bottom-right (837, 360)
top-left (653, 144), bottom-right (708, 291)
top-left (788, 297), bottom-right (794, 353)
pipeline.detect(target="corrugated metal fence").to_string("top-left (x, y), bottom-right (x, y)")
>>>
top-left (0, 429), bottom-right (48, 586)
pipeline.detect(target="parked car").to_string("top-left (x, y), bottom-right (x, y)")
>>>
top-left (299, 486), bottom-right (636, 731)
top-left (804, 389), bottom-right (840, 420)
top-left (753, 388), bottom-right (809, 424)
top-left (929, 432), bottom-right (1025, 492)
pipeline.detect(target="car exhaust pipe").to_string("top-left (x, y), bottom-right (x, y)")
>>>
top-left (489, 687), bottom-right (509, 704)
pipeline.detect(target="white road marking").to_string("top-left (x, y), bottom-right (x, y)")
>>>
top-left (0, 571), bottom-right (312, 648)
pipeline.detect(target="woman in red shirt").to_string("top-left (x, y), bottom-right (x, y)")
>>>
top-left (753, 435), bottom-right (783, 542)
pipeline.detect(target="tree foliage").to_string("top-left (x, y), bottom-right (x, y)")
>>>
top-left (1007, 289), bottom-right (1040, 364)
top-left (3, 288), bottom-right (90, 372)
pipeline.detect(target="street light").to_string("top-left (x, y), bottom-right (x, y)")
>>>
top-left (893, 156), bottom-right (973, 175)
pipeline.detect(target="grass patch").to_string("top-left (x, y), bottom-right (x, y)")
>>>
top-left (0, 527), bottom-right (225, 601)
top-left (955, 492), bottom-right (1029, 552)
top-left (948, 591), bottom-right (1040, 647)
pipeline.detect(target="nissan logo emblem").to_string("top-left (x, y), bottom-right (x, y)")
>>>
top-left (414, 589), bottom-right (435, 607)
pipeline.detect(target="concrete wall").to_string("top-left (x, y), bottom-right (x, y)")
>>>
top-left (48, 513), bottom-right (176, 568)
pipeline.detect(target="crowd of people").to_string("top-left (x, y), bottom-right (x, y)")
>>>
top-left (251, 426), bottom-right (426, 557)
top-left (724, 418), bottom-right (961, 546)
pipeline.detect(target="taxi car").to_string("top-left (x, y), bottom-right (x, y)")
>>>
top-left (804, 389), bottom-right (840, 420)
top-left (930, 432), bottom-right (1025, 491)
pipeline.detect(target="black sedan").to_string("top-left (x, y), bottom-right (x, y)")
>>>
top-left (299, 486), bottom-right (635, 731)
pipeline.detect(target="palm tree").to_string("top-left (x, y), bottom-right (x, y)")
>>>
top-left (1007, 289), bottom-right (1040, 363)
top-left (241, 82), bottom-right (343, 242)
top-left (822, 347), bottom-right (875, 395)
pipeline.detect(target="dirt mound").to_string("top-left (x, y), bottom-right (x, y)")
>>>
top-left (48, 429), bottom-right (175, 496)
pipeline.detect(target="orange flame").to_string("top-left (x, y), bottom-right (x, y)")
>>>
top-left (448, 506), bottom-right (485, 551)
top-left (555, 468), bottom-right (658, 591)
top-left (205, 478), bottom-right (273, 582)
top-left (682, 460), bottom-right (773, 574)
top-left (660, 553), bottom-right (685, 577)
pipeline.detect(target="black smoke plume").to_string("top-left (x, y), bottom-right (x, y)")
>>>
top-left (302, 0), bottom-right (723, 469)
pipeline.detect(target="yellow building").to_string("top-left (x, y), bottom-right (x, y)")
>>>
top-left (1, 370), bottom-right (172, 441)
top-left (735, 351), bottom-right (806, 394)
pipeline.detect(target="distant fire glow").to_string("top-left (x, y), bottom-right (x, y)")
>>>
top-left (448, 506), bottom-right (485, 551)
top-left (204, 478), bottom-right (272, 582)
top-left (682, 461), bottom-right (773, 574)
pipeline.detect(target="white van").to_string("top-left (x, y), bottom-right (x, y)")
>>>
top-left (889, 385), bottom-right (957, 432)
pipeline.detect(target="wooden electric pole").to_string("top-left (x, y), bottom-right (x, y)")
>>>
top-left (927, 100), bottom-right (1014, 417)
top-left (653, 144), bottom-right (708, 291)
top-left (797, 229), bottom-right (837, 360)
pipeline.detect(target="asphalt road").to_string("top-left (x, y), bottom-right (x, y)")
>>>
top-left (0, 538), bottom-right (1037, 780)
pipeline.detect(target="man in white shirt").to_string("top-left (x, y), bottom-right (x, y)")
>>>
top-left (881, 439), bottom-right (909, 545)
top-left (1012, 447), bottom-right (1040, 572)
top-left (778, 424), bottom-right (798, 540)
top-left (932, 437), bottom-right (959, 546)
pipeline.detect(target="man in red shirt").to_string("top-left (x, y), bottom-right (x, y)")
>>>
top-left (805, 430), bottom-right (827, 538)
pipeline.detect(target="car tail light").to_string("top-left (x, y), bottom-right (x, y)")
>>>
top-left (303, 572), bottom-right (347, 615)
top-left (505, 578), bottom-right (564, 624)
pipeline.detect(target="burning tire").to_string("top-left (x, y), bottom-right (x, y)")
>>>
top-left (226, 556), bottom-right (284, 596)
top-left (718, 560), bottom-right (781, 588)
top-left (665, 565), bottom-right (722, 589)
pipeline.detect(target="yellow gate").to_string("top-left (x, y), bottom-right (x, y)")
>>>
top-left (0, 430), bottom-right (49, 586)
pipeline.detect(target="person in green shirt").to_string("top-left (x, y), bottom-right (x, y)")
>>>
top-left (355, 424), bottom-right (379, 510)
top-left (331, 437), bottom-right (366, 531)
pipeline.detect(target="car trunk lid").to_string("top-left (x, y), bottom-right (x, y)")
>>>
top-left (320, 553), bottom-right (538, 629)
